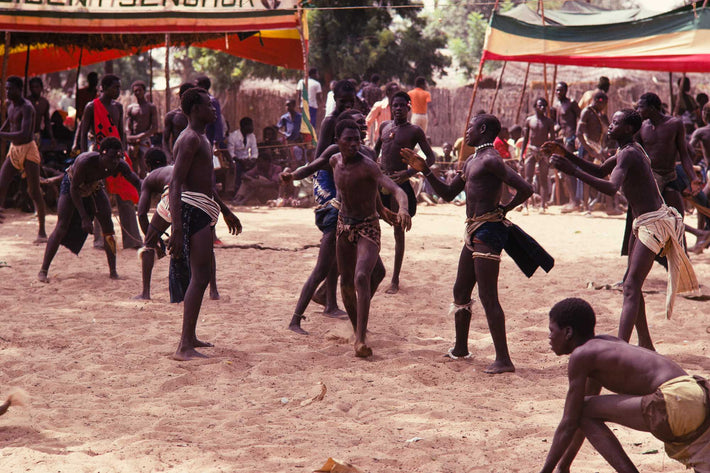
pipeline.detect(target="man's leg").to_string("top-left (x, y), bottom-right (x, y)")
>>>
top-left (38, 192), bottom-right (73, 282)
top-left (352, 238), bottom-right (381, 358)
top-left (94, 190), bottom-right (119, 279)
top-left (209, 249), bottom-right (219, 300)
top-left (289, 230), bottom-right (338, 335)
top-left (386, 224), bottom-right (405, 294)
top-left (174, 224), bottom-right (214, 361)
top-left (523, 156), bottom-right (536, 211)
top-left (116, 194), bottom-right (142, 249)
top-left (336, 233), bottom-right (358, 334)
top-left (323, 261), bottom-right (344, 316)
top-left (134, 215), bottom-right (170, 300)
top-left (0, 159), bottom-right (18, 214)
top-left (538, 157), bottom-right (550, 211)
top-left (450, 245), bottom-right (477, 358)
top-left (474, 242), bottom-right (514, 374)
top-left (619, 237), bottom-right (656, 349)
top-left (23, 161), bottom-right (47, 242)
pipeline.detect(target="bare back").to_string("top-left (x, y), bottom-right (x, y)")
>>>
top-left (638, 115), bottom-right (685, 175)
top-left (172, 128), bottom-right (214, 196)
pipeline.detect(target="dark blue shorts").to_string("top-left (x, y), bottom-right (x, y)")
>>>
top-left (380, 179), bottom-right (417, 217)
top-left (315, 203), bottom-right (339, 234)
top-left (471, 221), bottom-right (509, 253)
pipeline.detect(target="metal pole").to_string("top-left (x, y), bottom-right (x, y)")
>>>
top-left (459, 57), bottom-right (486, 164)
top-left (515, 63), bottom-right (531, 124)
top-left (550, 64), bottom-right (558, 118)
top-left (489, 61), bottom-right (507, 114)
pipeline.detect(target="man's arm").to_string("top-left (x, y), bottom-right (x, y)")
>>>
top-left (539, 357), bottom-right (589, 473)
top-left (315, 116), bottom-right (336, 159)
top-left (68, 163), bottom-right (92, 231)
top-left (117, 104), bottom-right (126, 148)
top-left (376, 166), bottom-right (412, 231)
top-left (117, 160), bottom-right (142, 193)
top-left (552, 151), bottom-right (624, 196)
top-left (486, 156), bottom-right (534, 212)
top-left (211, 184), bottom-right (242, 235)
top-left (162, 114), bottom-right (174, 160)
top-left (42, 102), bottom-right (55, 142)
top-left (0, 104), bottom-right (34, 142)
top-left (136, 179), bottom-right (153, 235)
top-left (79, 103), bottom-right (93, 152)
top-left (542, 142), bottom-right (613, 178)
top-left (675, 119), bottom-right (701, 192)
top-left (282, 144), bottom-right (337, 183)
top-left (400, 147), bottom-right (465, 201)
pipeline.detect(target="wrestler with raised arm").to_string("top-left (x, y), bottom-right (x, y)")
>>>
top-left (539, 297), bottom-right (710, 473)
top-left (374, 91), bottom-right (436, 294)
top-left (547, 109), bottom-right (698, 350)
top-left (401, 114), bottom-right (533, 374)
top-left (167, 87), bottom-right (241, 361)
top-left (0, 76), bottom-right (46, 242)
top-left (332, 119), bottom-right (411, 357)
top-left (37, 137), bottom-right (141, 282)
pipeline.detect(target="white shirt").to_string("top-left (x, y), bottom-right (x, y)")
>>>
top-left (325, 91), bottom-right (336, 117)
top-left (227, 130), bottom-right (258, 161)
top-left (297, 78), bottom-right (322, 109)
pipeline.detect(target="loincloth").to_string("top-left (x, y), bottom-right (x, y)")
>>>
top-left (464, 209), bottom-right (510, 256)
top-left (155, 186), bottom-right (171, 223)
top-left (653, 169), bottom-right (680, 193)
top-left (336, 214), bottom-right (381, 250)
top-left (633, 204), bottom-right (699, 318)
top-left (58, 173), bottom-right (100, 255)
top-left (8, 141), bottom-right (41, 175)
top-left (181, 191), bottom-right (220, 226)
top-left (642, 375), bottom-right (710, 471)
top-left (525, 145), bottom-right (547, 163)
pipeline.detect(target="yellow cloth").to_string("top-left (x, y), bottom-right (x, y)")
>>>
top-left (666, 419), bottom-right (710, 472)
top-left (662, 376), bottom-right (710, 472)
top-left (8, 141), bottom-right (41, 173)
top-left (156, 186), bottom-right (171, 223)
top-left (633, 204), bottom-right (700, 318)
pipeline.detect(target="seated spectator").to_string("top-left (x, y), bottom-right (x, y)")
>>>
top-left (228, 117), bottom-right (258, 198)
top-left (232, 154), bottom-right (282, 205)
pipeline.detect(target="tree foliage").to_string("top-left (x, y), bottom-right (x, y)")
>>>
top-left (307, 0), bottom-right (450, 85)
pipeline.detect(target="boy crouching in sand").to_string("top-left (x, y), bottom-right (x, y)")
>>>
top-left (332, 119), bottom-right (411, 357)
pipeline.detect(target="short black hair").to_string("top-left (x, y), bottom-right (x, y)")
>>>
top-left (473, 113), bottom-right (501, 140)
top-left (370, 73), bottom-right (380, 84)
top-left (178, 82), bottom-right (195, 98)
top-left (29, 77), bottom-right (43, 87)
top-left (638, 92), bottom-right (662, 111)
top-left (556, 81), bottom-right (568, 90)
top-left (308, 67), bottom-right (318, 76)
top-left (101, 74), bottom-right (120, 90)
top-left (536, 97), bottom-right (548, 107)
top-left (99, 136), bottom-right (123, 152)
top-left (7, 75), bottom-right (23, 90)
top-left (391, 91), bottom-right (411, 105)
top-left (195, 75), bottom-right (211, 90)
top-left (144, 148), bottom-right (167, 170)
top-left (131, 80), bottom-right (147, 91)
top-left (181, 87), bottom-right (209, 115)
top-left (87, 71), bottom-right (99, 85)
top-left (549, 298), bottom-right (596, 340)
top-left (593, 90), bottom-right (608, 103)
top-left (696, 93), bottom-right (708, 105)
top-left (415, 76), bottom-right (426, 88)
top-left (618, 108), bottom-right (643, 134)
top-left (384, 82), bottom-right (400, 100)
top-left (335, 119), bottom-right (360, 138)
top-left (598, 76), bottom-right (610, 91)
top-left (239, 117), bottom-right (253, 129)
top-left (336, 109), bottom-right (363, 123)
top-left (333, 79), bottom-right (356, 98)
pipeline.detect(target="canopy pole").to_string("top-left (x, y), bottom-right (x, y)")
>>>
top-left (489, 61), bottom-right (506, 114)
top-left (296, 1), bottom-right (315, 142)
top-left (668, 72), bottom-right (674, 114)
top-left (1, 32), bottom-right (10, 162)
top-left (515, 63), bottom-right (531, 124)
top-left (459, 57), bottom-right (486, 164)
top-left (148, 49), bottom-right (153, 104)
top-left (73, 46), bottom-right (83, 132)
top-left (550, 64), bottom-right (558, 118)
top-left (673, 72), bottom-right (686, 117)
top-left (23, 44), bottom-right (30, 97)
top-left (164, 34), bottom-right (171, 115)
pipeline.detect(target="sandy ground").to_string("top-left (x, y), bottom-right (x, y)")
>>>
top-left (0, 203), bottom-right (709, 473)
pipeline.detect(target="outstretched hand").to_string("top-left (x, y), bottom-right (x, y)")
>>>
top-left (400, 147), bottom-right (427, 173)
top-left (541, 141), bottom-right (572, 160)
top-left (550, 154), bottom-right (576, 175)
top-left (279, 171), bottom-right (293, 184)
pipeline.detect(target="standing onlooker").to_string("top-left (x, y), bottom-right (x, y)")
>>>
top-left (75, 72), bottom-right (99, 128)
top-left (27, 77), bottom-right (55, 147)
top-left (360, 74), bottom-right (383, 109)
top-left (227, 116), bottom-right (258, 197)
top-left (578, 76), bottom-right (610, 110)
top-left (278, 100), bottom-right (304, 164)
top-left (365, 81), bottom-right (399, 146)
top-left (195, 75), bottom-right (226, 150)
top-left (408, 76), bottom-right (437, 133)
top-left (297, 67), bottom-right (323, 129)
top-left (324, 80), bottom-right (337, 118)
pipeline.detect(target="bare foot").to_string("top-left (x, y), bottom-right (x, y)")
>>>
top-left (483, 360), bottom-right (515, 374)
top-left (109, 272), bottom-right (120, 280)
top-left (311, 284), bottom-right (326, 306)
top-left (209, 291), bottom-right (220, 300)
top-left (384, 282), bottom-right (399, 294)
top-left (37, 270), bottom-right (49, 283)
top-left (33, 235), bottom-right (48, 244)
top-left (172, 348), bottom-right (208, 361)
top-left (132, 293), bottom-right (150, 300)
top-left (354, 342), bottom-right (373, 358)
top-left (192, 338), bottom-right (214, 348)
top-left (288, 323), bottom-right (308, 335)
top-left (323, 307), bottom-right (347, 318)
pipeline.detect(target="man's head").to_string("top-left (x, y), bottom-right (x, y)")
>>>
top-left (384, 82), bottom-right (400, 101)
top-left (608, 108), bottom-right (642, 142)
top-left (390, 91), bottom-right (411, 122)
top-left (181, 87), bottom-right (215, 124)
top-left (597, 76), bottom-right (610, 93)
top-left (263, 125), bottom-right (278, 143)
top-left (442, 142), bottom-right (453, 156)
top-left (466, 114), bottom-right (501, 147)
top-left (131, 80), bottom-right (147, 100)
top-left (100, 74), bottom-right (121, 100)
top-left (28, 77), bottom-right (43, 97)
top-left (535, 97), bottom-right (548, 116)
top-left (696, 93), bottom-right (708, 109)
top-left (678, 76), bottom-right (691, 93)
top-left (499, 127), bottom-right (510, 141)
top-left (178, 82), bottom-right (195, 99)
top-left (333, 80), bottom-right (356, 114)
top-left (98, 136), bottom-right (124, 169)
top-left (308, 67), bottom-right (318, 79)
top-left (415, 76), bottom-right (427, 89)
top-left (370, 74), bottom-right (380, 86)
top-left (555, 82), bottom-right (568, 101)
top-left (337, 109), bottom-right (366, 139)
top-left (335, 119), bottom-right (361, 158)
top-left (702, 103), bottom-right (710, 126)
top-left (87, 71), bottom-right (99, 88)
top-left (239, 117), bottom-right (254, 135)
top-left (637, 92), bottom-right (662, 120)
top-left (548, 297), bottom-right (596, 355)
top-left (6, 76), bottom-right (23, 101)
top-left (144, 148), bottom-right (168, 171)
top-left (592, 90), bottom-right (608, 112)
top-left (194, 75), bottom-right (211, 91)
top-left (286, 99), bottom-right (297, 113)
top-left (510, 125), bottom-right (522, 141)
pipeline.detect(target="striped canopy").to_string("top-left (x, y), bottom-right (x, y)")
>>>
top-left (482, 3), bottom-right (710, 73)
